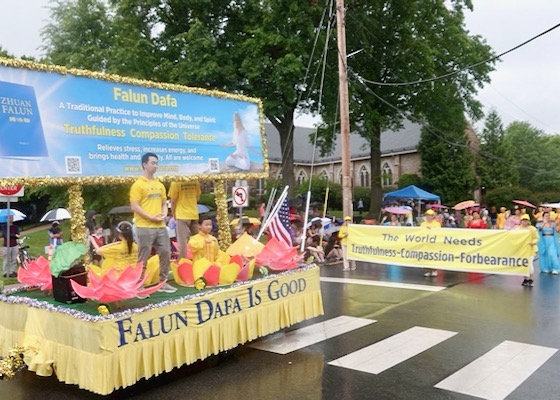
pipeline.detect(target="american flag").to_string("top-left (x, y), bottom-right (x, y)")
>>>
top-left (268, 197), bottom-right (294, 246)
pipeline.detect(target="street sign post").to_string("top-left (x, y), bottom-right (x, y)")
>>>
top-left (232, 186), bottom-right (249, 208)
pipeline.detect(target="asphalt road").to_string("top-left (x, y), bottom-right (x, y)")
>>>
top-left (3, 261), bottom-right (560, 400)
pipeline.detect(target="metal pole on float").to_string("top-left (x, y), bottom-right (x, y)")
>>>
top-left (256, 185), bottom-right (289, 241)
top-left (336, 0), bottom-right (353, 220)
top-left (300, 191), bottom-right (312, 253)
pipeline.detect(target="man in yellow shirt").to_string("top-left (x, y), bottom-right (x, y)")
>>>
top-left (130, 152), bottom-right (177, 294)
top-left (420, 209), bottom-right (441, 277)
top-left (338, 216), bottom-right (356, 271)
top-left (168, 181), bottom-right (201, 259)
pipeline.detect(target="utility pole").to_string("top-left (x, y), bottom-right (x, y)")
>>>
top-left (336, 0), bottom-right (353, 219)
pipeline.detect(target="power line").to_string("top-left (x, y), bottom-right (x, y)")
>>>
top-left (359, 21), bottom-right (560, 87)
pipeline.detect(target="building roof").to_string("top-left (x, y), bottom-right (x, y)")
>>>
top-left (265, 120), bottom-right (421, 165)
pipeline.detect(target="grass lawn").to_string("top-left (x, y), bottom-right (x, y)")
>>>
top-left (1, 221), bottom-right (72, 286)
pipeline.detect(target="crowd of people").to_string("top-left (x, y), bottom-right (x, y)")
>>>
top-left (17, 151), bottom-right (556, 294)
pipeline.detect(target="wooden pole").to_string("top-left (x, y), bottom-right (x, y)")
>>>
top-left (336, 0), bottom-right (353, 220)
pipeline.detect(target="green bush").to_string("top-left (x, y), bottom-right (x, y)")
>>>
top-left (398, 174), bottom-right (421, 188)
top-left (484, 186), bottom-right (539, 210)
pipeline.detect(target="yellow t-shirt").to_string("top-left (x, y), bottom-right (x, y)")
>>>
top-left (188, 232), bottom-right (219, 262)
top-left (497, 212), bottom-right (507, 229)
top-left (515, 225), bottom-right (539, 254)
top-left (338, 225), bottom-right (350, 246)
top-left (168, 181), bottom-right (201, 220)
top-left (129, 176), bottom-right (166, 228)
top-left (98, 241), bottom-right (139, 271)
top-left (420, 220), bottom-right (441, 229)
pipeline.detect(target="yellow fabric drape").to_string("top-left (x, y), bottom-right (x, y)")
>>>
top-left (0, 267), bottom-right (323, 395)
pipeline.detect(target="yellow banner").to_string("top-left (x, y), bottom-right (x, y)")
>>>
top-left (348, 225), bottom-right (533, 275)
top-left (0, 267), bottom-right (323, 395)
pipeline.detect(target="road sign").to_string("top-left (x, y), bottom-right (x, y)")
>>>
top-left (0, 185), bottom-right (24, 196)
top-left (232, 186), bottom-right (249, 208)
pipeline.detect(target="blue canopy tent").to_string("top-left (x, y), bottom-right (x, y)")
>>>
top-left (384, 185), bottom-right (440, 202)
top-left (383, 185), bottom-right (440, 223)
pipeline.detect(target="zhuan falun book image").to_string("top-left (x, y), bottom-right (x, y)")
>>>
top-left (0, 80), bottom-right (49, 158)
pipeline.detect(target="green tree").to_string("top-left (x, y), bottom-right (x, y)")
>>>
top-left (316, 1), bottom-right (494, 212)
top-left (418, 91), bottom-right (478, 205)
top-left (42, 1), bottom-right (324, 198)
top-left (42, 0), bottom-right (113, 70)
top-left (476, 109), bottom-right (519, 190)
top-left (503, 121), bottom-right (560, 192)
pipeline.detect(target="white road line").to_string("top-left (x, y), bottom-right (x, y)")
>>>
top-left (328, 326), bottom-right (457, 374)
top-left (320, 277), bottom-right (446, 292)
top-left (435, 340), bottom-right (558, 400)
top-left (249, 315), bottom-right (376, 355)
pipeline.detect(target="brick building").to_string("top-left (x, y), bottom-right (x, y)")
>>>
top-left (265, 120), bottom-right (422, 190)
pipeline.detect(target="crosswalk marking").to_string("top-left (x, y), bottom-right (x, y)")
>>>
top-left (435, 340), bottom-right (558, 400)
top-left (249, 316), bottom-right (376, 355)
top-left (328, 326), bottom-right (457, 374)
top-left (320, 277), bottom-right (446, 292)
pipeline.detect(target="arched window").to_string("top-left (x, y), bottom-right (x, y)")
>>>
top-left (382, 163), bottom-right (393, 186)
top-left (360, 166), bottom-right (370, 187)
top-left (319, 170), bottom-right (328, 180)
top-left (297, 170), bottom-right (306, 186)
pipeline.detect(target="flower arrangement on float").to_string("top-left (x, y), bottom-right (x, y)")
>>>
top-left (13, 231), bottom-right (306, 313)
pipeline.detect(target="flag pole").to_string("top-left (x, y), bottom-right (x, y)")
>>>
top-left (256, 185), bottom-right (289, 241)
top-left (300, 190), bottom-right (312, 253)
top-left (319, 187), bottom-right (330, 247)
top-left (261, 186), bottom-right (277, 226)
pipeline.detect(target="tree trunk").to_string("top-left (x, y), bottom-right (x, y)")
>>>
top-left (268, 108), bottom-right (296, 199)
top-left (369, 124), bottom-right (383, 214)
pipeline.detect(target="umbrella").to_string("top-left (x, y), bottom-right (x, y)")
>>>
top-left (453, 200), bottom-right (478, 211)
top-left (383, 206), bottom-right (411, 215)
top-left (0, 208), bottom-right (26, 223)
top-left (40, 208), bottom-right (71, 222)
top-left (428, 204), bottom-right (448, 209)
top-left (109, 205), bottom-right (133, 215)
top-left (230, 216), bottom-right (261, 226)
top-left (306, 217), bottom-right (333, 227)
top-left (513, 200), bottom-right (536, 209)
top-left (197, 204), bottom-right (213, 213)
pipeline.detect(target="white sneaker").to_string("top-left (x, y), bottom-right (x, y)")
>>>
top-left (342, 268), bottom-right (350, 271)
top-left (158, 283), bottom-right (178, 293)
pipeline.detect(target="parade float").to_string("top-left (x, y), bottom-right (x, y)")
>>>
top-left (0, 57), bottom-right (323, 394)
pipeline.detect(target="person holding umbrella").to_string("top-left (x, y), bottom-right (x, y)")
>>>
top-left (48, 221), bottom-right (63, 247)
top-left (2, 215), bottom-right (19, 277)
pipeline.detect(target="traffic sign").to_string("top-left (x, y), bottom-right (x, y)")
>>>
top-left (232, 186), bottom-right (249, 208)
top-left (0, 185), bottom-right (24, 196)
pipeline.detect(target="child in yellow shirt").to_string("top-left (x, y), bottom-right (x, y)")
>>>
top-left (188, 216), bottom-right (219, 262)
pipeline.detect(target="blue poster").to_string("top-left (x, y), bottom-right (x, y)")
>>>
top-left (0, 61), bottom-right (267, 179)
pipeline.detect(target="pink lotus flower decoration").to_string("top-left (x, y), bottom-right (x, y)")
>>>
top-left (71, 263), bottom-right (166, 303)
top-left (256, 237), bottom-right (304, 271)
top-left (17, 256), bottom-right (53, 290)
